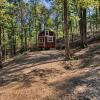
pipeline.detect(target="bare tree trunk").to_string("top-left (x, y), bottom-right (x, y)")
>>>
top-left (0, 26), bottom-right (2, 68)
top-left (20, 7), bottom-right (24, 53)
top-left (83, 8), bottom-right (87, 45)
top-left (11, 22), bottom-right (16, 56)
top-left (89, 9), bottom-right (92, 32)
top-left (24, 28), bottom-right (27, 51)
top-left (62, 14), bottom-right (64, 38)
top-left (95, 7), bottom-right (98, 31)
top-left (63, 0), bottom-right (70, 60)
top-left (99, 2), bottom-right (100, 17)
top-left (56, 22), bottom-right (59, 39)
top-left (56, 12), bottom-right (59, 39)
top-left (34, 0), bottom-right (38, 47)
top-left (79, 7), bottom-right (87, 48)
top-left (2, 26), bottom-right (6, 61)
top-left (98, 1), bottom-right (100, 31)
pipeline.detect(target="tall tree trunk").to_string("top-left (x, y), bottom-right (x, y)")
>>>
top-left (99, 2), bottom-right (100, 18)
top-left (89, 9), bottom-right (92, 32)
top-left (98, 1), bottom-right (100, 31)
top-left (12, 27), bottom-right (16, 55)
top-left (96, 7), bottom-right (98, 30)
top-left (0, 26), bottom-right (2, 68)
top-left (20, 7), bottom-right (24, 53)
top-left (11, 21), bottom-right (16, 56)
top-left (83, 8), bottom-right (87, 45)
top-left (62, 13), bottom-right (64, 38)
top-left (56, 22), bottom-right (59, 39)
top-left (56, 12), bottom-right (59, 39)
top-left (63, 0), bottom-right (70, 60)
top-left (24, 28), bottom-right (27, 51)
top-left (2, 26), bottom-right (6, 60)
top-left (34, 0), bottom-right (38, 47)
top-left (79, 7), bottom-right (87, 48)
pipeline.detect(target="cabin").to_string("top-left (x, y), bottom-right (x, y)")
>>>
top-left (38, 30), bottom-right (56, 50)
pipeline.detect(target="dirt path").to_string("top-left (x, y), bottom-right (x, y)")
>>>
top-left (0, 42), bottom-right (100, 100)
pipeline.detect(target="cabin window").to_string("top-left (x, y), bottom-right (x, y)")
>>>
top-left (47, 36), bottom-right (53, 42)
top-left (45, 30), bottom-right (49, 36)
top-left (39, 38), bottom-right (44, 43)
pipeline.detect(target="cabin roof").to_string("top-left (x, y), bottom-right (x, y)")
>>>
top-left (38, 30), bottom-right (56, 36)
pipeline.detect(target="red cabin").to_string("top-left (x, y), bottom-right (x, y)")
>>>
top-left (38, 30), bottom-right (56, 50)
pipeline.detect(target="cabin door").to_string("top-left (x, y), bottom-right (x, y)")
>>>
top-left (39, 37), bottom-right (44, 46)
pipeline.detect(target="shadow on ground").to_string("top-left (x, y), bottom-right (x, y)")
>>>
top-left (0, 51), bottom-right (64, 88)
top-left (78, 43), bottom-right (100, 68)
top-left (0, 41), bottom-right (100, 100)
top-left (43, 67), bottom-right (100, 100)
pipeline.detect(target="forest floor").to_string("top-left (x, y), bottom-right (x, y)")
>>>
top-left (0, 41), bottom-right (100, 100)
